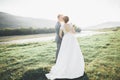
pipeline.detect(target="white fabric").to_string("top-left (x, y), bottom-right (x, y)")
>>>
top-left (60, 23), bottom-right (73, 34)
top-left (46, 24), bottom-right (85, 79)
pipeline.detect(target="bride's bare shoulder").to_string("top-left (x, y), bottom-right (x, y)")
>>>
top-left (64, 24), bottom-right (71, 27)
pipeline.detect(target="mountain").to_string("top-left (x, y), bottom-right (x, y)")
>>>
top-left (1, 12), bottom-right (120, 30)
top-left (0, 12), bottom-right (56, 28)
top-left (83, 21), bottom-right (120, 30)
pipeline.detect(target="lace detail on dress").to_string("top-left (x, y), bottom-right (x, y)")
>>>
top-left (60, 23), bottom-right (73, 34)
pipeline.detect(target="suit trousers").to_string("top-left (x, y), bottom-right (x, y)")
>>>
top-left (56, 42), bottom-right (61, 62)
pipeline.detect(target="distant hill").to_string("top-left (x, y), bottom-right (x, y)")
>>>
top-left (0, 12), bottom-right (120, 30)
top-left (0, 12), bottom-right (56, 28)
top-left (83, 22), bottom-right (120, 30)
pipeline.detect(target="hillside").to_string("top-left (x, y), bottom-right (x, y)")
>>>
top-left (83, 22), bottom-right (120, 30)
top-left (0, 12), bottom-right (56, 28)
top-left (0, 12), bottom-right (120, 30)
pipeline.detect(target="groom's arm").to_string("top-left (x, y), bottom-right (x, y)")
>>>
top-left (55, 22), bottom-right (60, 35)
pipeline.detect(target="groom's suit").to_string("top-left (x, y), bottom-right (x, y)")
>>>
top-left (54, 22), bottom-right (89, 80)
top-left (55, 21), bottom-right (64, 61)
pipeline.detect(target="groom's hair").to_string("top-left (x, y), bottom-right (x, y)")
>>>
top-left (57, 14), bottom-right (63, 19)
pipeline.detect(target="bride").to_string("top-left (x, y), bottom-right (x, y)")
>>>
top-left (46, 16), bottom-right (85, 80)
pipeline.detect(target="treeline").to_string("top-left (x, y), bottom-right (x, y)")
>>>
top-left (0, 27), bottom-right (81, 36)
top-left (0, 28), bottom-right (55, 36)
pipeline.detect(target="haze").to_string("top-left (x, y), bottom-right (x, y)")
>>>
top-left (0, 0), bottom-right (120, 28)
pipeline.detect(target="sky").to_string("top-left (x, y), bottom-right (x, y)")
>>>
top-left (0, 0), bottom-right (120, 28)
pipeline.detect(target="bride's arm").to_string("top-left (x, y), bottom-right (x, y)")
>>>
top-left (59, 29), bottom-right (63, 38)
top-left (72, 25), bottom-right (76, 33)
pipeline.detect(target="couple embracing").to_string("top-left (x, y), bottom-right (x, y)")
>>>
top-left (46, 15), bottom-right (88, 80)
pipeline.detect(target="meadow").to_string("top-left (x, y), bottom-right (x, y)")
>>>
top-left (0, 28), bottom-right (120, 80)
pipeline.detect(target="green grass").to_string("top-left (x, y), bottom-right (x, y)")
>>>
top-left (0, 29), bottom-right (120, 80)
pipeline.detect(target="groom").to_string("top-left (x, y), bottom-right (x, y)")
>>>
top-left (55, 14), bottom-right (64, 62)
top-left (54, 15), bottom-right (89, 80)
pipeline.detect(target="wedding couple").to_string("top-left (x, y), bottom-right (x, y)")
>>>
top-left (46, 15), bottom-right (86, 80)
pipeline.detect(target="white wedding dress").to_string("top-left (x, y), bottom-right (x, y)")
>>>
top-left (46, 24), bottom-right (85, 79)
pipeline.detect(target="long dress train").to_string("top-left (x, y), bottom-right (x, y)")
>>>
top-left (46, 24), bottom-right (85, 79)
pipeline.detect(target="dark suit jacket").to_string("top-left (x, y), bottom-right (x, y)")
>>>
top-left (55, 22), bottom-right (64, 43)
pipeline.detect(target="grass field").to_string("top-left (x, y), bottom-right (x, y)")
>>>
top-left (0, 28), bottom-right (120, 80)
